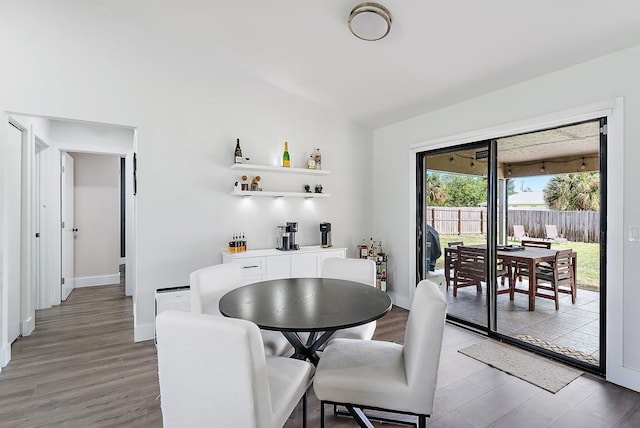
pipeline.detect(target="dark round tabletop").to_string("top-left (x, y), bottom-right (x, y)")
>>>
top-left (219, 277), bottom-right (392, 332)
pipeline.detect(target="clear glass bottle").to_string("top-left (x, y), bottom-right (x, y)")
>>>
top-left (313, 147), bottom-right (321, 170)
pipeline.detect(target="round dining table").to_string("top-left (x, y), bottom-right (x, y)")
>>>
top-left (219, 277), bottom-right (392, 365)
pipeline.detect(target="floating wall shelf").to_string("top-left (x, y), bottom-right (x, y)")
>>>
top-left (230, 190), bottom-right (330, 198)
top-left (230, 163), bottom-right (330, 175)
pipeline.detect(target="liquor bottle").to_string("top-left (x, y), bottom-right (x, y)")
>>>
top-left (307, 154), bottom-right (316, 169)
top-left (234, 139), bottom-right (243, 164)
top-left (283, 142), bottom-right (291, 167)
top-left (358, 239), bottom-right (368, 258)
top-left (313, 147), bottom-right (322, 170)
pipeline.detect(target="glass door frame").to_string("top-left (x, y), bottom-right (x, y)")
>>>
top-left (416, 124), bottom-right (607, 376)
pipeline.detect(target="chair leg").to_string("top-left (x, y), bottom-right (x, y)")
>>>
top-left (418, 415), bottom-right (427, 428)
top-left (321, 401), bottom-right (325, 428)
top-left (303, 391), bottom-right (307, 428)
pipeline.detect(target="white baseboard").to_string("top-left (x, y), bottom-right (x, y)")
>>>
top-left (390, 292), bottom-right (410, 310)
top-left (134, 323), bottom-right (155, 343)
top-left (21, 316), bottom-right (35, 337)
top-left (0, 342), bottom-right (11, 369)
top-left (74, 274), bottom-right (121, 288)
top-left (607, 366), bottom-right (640, 393)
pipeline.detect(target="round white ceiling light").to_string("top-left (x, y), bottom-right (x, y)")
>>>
top-left (348, 2), bottom-right (392, 41)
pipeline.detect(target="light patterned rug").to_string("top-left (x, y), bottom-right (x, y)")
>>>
top-left (459, 339), bottom-right (583, 393)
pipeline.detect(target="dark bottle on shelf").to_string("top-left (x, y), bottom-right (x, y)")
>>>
top-left (234, 139), bottom-right (243, 163)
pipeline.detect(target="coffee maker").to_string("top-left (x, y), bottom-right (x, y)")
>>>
top-left (277, 222), bottom-right (300, 251)
top-left (320, 222), bottom-right (332, 248)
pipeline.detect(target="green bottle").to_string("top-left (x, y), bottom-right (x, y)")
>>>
top-left (283, 141), bottom-right (290, 167)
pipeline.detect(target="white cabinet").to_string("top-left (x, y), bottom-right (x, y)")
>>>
top-left (265, 256), bottom-right (292, 280)
top-left (290, 253), bottom-right (318, 278)
top-left (223, 246), bottom-right (347, 284)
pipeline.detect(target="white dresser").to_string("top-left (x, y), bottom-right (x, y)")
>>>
top-left (222, 246), bottom-right (347, 284)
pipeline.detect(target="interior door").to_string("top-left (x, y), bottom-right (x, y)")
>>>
top-left (7, 123), bottom-right (22, 343)
top-left (61, 152), bottom-right (75, 300)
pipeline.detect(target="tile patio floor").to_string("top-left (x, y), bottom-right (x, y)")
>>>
top-left (443, 278), bottom-right (601, 365)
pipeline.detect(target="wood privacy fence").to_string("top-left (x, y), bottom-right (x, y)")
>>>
top-left (426, 207), bottom-right (600, 243)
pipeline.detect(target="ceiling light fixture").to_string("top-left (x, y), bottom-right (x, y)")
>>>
top-left (348, 2), bottom-right (392, 41)
top-left (541, 162), bottom-right (545, 173)
top-left (581, 157), bottom-right (586, 170)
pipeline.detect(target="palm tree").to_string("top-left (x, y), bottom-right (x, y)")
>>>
top-left (426, 173), bottom-right (448, 205)
top-left (544, 173), bottom-right (600, 211)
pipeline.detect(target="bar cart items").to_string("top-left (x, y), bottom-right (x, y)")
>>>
top-left (358, 238), bottom-right (388, 292)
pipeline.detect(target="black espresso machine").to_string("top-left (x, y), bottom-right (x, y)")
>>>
top-left (320, 222), bottom-right (332, 248)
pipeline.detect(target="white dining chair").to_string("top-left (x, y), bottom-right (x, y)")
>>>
top-left (190, 263), bottom-right (293, 357)
top-left (321, 257), bottom-right (378, 341)
top-left (156, 310), bottom-right (314, 428)
top-left (313, 279), bottom-right (447, 428)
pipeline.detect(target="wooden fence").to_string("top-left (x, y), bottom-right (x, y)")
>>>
top-left (426, 207), bottom-right (600, 243)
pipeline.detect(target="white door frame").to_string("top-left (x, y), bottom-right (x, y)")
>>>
top-left (1, 114), bottom-right (137, 370)
top-left (408, 98), bottom-right (627, 389)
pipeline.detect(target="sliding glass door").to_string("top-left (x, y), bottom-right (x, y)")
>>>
top-left (417, 119), bottom-right (606, 375)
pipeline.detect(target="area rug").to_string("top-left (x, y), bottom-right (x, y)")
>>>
top-left (458, 340), bottom-right (583, 393)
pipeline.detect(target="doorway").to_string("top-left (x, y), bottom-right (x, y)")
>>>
top-left (417, 119), bottom-right (606, 374)
top-left (2, 114), bottom-right (136, 370)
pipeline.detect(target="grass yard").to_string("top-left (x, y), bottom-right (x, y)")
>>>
top-left (435, 234), bottom-right (600, 291)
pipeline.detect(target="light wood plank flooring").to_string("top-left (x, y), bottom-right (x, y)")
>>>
top-left (2, 283), bottom-right (640, 427)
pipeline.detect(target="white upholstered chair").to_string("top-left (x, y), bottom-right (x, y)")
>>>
top-left (320, 257), bottom-right (378, 341)
top-left (190, 263), bottom-right (293, 356)
top-left (313, 279), bottom-right (447, 428)
top-left (156, 310), bottom-right (314, 428)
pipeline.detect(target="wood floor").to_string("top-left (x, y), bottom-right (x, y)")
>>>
top-left (2, 283), bottom-right (640, 427)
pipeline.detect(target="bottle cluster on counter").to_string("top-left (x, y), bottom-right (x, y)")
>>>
top-left (358, 237), bottom-right (387, 292)
top-left (228, 233), bottom-right (247, 253)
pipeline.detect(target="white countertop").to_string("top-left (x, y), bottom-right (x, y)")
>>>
top-left (222, 245), bottom-right (347, 258)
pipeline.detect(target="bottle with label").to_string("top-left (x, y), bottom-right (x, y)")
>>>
top-left (234, 139), bottom-right (243, 163)
top-left (358, 239), bottom-right (369, 258)
top-left (307, 154), bottom-right (316, 169)
top-left (283, 142), bottom-right (291, 167)
top-left (313, 147), bottom-right (321, 170)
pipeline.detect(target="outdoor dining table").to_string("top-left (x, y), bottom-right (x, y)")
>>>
top-left (445, 245), bottom-right (577, 311)
top-left (219, 277), bottom-right (392, 366)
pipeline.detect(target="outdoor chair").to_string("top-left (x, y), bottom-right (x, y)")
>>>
top-left (512, 225), bottom-right (527, 241)
top-left (156, 310), bottom-right (314, 428)
top-left (545, 224), bottom-right (568, 243)
top-left (453, 247), bottom-right (512, 299)
top-left (445, 241), bottom-right (464, 289)
top-left (515, 240), bottom-right (552, 282)
top-left (534, 248), bottom-right (576, 310)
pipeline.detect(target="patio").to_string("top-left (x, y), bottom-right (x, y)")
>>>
top-left (442, 274), bottom-right (600, 366)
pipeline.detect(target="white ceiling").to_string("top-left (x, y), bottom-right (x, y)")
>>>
top-left (88, 0), bottom-right (640, 129)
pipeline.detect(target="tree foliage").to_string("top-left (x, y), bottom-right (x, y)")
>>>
top-left (544, 173), bottom-right (600, 211)
top-left (426, 173), bottom-right (487, 207)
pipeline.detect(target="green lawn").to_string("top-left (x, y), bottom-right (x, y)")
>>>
top-left (435, 234), bottom-right (600, 291)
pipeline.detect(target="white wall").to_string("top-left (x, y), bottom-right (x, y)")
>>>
top-left (71, 153), bottom-right (120, 285)
top-left (0, 0), bottom-right (372, 358)
top-left (373, 45), bottom-right (640, 391)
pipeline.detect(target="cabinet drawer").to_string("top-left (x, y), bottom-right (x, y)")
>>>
top-left (235, 257), bottom-right (265, 276)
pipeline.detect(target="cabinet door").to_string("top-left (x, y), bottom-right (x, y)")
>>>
top-left (317, 249), bottom-right (347, 275)
top-left (290, 253), bottom-right (319, 278)
top-left (266, 256), bottom-right (291, 280)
